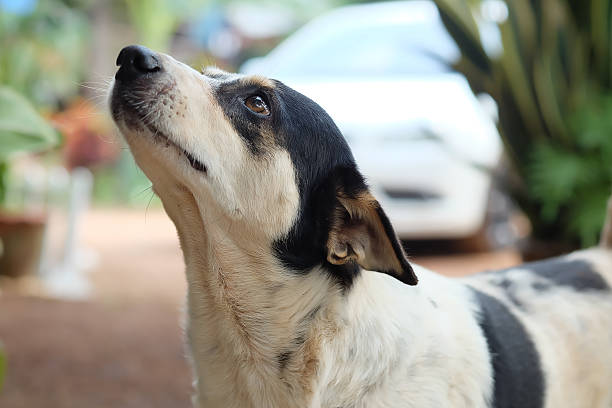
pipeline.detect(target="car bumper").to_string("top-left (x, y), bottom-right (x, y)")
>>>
top-left (351, 139), bottom-right (495, 239)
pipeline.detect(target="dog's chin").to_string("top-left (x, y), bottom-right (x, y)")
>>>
top-left (110, 86), bottom-right (208, 174)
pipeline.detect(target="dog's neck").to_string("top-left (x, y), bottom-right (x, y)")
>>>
top-left (156, 186), bottom-right (467, 408)
top-left (159, 186), bottom-right (343, 406)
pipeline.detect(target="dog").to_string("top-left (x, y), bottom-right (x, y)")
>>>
top-left (109, 45), bottom-right (612, 408)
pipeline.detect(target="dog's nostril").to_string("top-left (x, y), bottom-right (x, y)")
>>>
top-left (115, 45), bottom-right (162, 81)
top-left (133, 51), bottom-right (161, 72)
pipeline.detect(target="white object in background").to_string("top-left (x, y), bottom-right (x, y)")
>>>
top-left (241, 0), bottom-right (506, 242)
top-left (42, 167), bottom-right (96, 300)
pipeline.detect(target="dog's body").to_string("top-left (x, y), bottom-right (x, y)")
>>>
top-left (110, 46), bottom-right (612, 408)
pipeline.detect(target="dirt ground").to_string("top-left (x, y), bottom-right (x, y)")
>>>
top-left (0, 209), bottom-right (521, 407)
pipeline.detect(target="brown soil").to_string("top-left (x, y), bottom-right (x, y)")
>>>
top-left (0, 296), bottom-right (191, 408)
top-left (0, 209), bottom-right (521, 407)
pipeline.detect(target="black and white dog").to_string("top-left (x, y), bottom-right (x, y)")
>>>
top-left (110, 45), bottom-right (612, 408)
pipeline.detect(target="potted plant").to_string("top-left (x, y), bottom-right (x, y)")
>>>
top-left (0, 0), bottom-right (89, 277)
top-left (0, 86), bottom-right (60, 277)
top-left (434, 0), bottom-right (612, 259)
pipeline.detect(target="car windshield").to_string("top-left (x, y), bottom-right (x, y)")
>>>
top-left (269, 21), bottom-right (460, 77)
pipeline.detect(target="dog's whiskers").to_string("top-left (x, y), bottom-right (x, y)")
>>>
top-left (145, 187), bottom-right (156, 223)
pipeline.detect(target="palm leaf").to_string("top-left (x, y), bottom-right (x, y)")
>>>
top-left (0, 86), bottom-right (59, 160)
top-left (435, 0), bottom-right (491, 74)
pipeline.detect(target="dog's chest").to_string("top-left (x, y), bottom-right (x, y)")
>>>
top-left (188, 319), bottom-right (487, 408)
top-left (183, 272), bottom-right (324, 407)
top-left (186, 268), bottom-right (494, 408)
top-left (187, 316), bottom-right (316, 408)
top-left (315, 314), bottom-right (492, 407)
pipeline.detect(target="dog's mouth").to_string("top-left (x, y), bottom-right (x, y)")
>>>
top-left (184, 149), bottom-right (207, 172)
top-left (147, 122), bottom-right (208, 173)
top-left (111, 84), bottom-right (208, 174)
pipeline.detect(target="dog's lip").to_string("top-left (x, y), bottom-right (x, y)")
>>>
top-left (146, 122), bottom-right (208, 174)
top-left (183, 149), bottom-right (207, 172)
top-left (111, 81), bottom-right (208, 173)
top-left (112, 86), bottom-right (208, 174)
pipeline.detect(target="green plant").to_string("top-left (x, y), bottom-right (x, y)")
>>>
top-left (0, 86), bottom-right (60, 206)
top-left (0, 1), bottom-right (90, 109)
top-left (0, 0), bottom-right (84, 208)
top-left (434, 0), bottom-right (612, 247)
top-left (123, 0), bottom-right (203, 52)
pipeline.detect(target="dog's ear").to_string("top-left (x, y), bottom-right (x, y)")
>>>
top-left (326, 189), bottom-right (418, 286)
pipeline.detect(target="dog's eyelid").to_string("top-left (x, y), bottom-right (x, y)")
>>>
top-left (253, 92), bottom-right (270, 104)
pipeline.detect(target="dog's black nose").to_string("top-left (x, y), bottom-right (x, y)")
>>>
top-left (115, 45), bottom-right (161, 81)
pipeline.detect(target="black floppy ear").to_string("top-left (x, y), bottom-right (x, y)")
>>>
top-left (326, 188), bottom-right (418, 286)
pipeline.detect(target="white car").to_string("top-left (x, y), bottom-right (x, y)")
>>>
top-left (241, 1), bottom-right (504, 244)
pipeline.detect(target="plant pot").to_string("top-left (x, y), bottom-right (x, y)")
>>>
top-left (0, 212), bottom-right (46, 278)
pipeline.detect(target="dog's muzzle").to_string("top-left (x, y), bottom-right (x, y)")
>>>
top-left (111, 45), bottom-right (208, 173)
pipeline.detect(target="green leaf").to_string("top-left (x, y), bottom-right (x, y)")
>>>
top-left (590, 0), bottom-right (611, 85)
top-left (567, 186), bottom-right (610, 246)
top-left (0, 86), bottom-right (59, 160)
top-left (434, 0), bottom-right (491, 74)
top-left (498, 20), bottom-right (547, 140)
top-left (532, 51), bottom-right (569, 142)
top-left (124, 0), bottom-right (202, 53)
top-left (528, 143), bottom-right (596, 220)
top-left (437, 0), bottom-right (612, 247)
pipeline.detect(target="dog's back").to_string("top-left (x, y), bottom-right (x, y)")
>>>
top-left (602, 197), bottom-right (612, 249)
top-left (465, 204), bottom-right (612, 408)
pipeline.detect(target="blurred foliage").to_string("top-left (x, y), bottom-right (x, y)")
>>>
top-left (123, 0), bottom-right (205, 51)
top-left (435, 0), bottom-right (612, 247)
top-left (529, 95), bottom-right (612, 245)
top-left (0, 162), bottom-right (6, 208)
top-left (0, 0), bottom-right (90, 108)
top-left (0, 87), bottom-right (59, 161)
top-left (121, 0), bottom-right (360, 52)
top-left (50, 99), bottom-right (117, 170)
top-left (0, 0), bottom-right (77, 208)
top-left (0, 86), bottom-right (60, 206)
top-left (92, 159), bottom-right (162, 207)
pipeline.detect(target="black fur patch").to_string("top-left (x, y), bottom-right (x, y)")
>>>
top-left (269, 82), bottom-right (416, 287)
top-left (277, 350), bottom-right (293, 371)
top-left (491, 278), bottom-right (525, 309)
top-left (472, 289), bottom-right (545, 408)
top-left (211, 77), bottom-right (412, 288)
top-left (523, 258), bottom-right (608, 292)
top-left (268, 82), bottom-right (364, 286)
top-left (213, 77), bottom-right (370, 287)
top-left (277, 333), bottom-right (307, 372)
top-left (211, 76), bottom-right (360, 285)
top-left (485, 257), bottom-right (608, 310)
top-left (491, 258), bottom-right (608, 293)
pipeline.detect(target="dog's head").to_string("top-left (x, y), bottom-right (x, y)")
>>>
top-left (109, 45), bottom-right (417, 287)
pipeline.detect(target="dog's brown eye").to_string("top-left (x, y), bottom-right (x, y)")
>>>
top-left (245, 95), bottom-right (270, 115)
